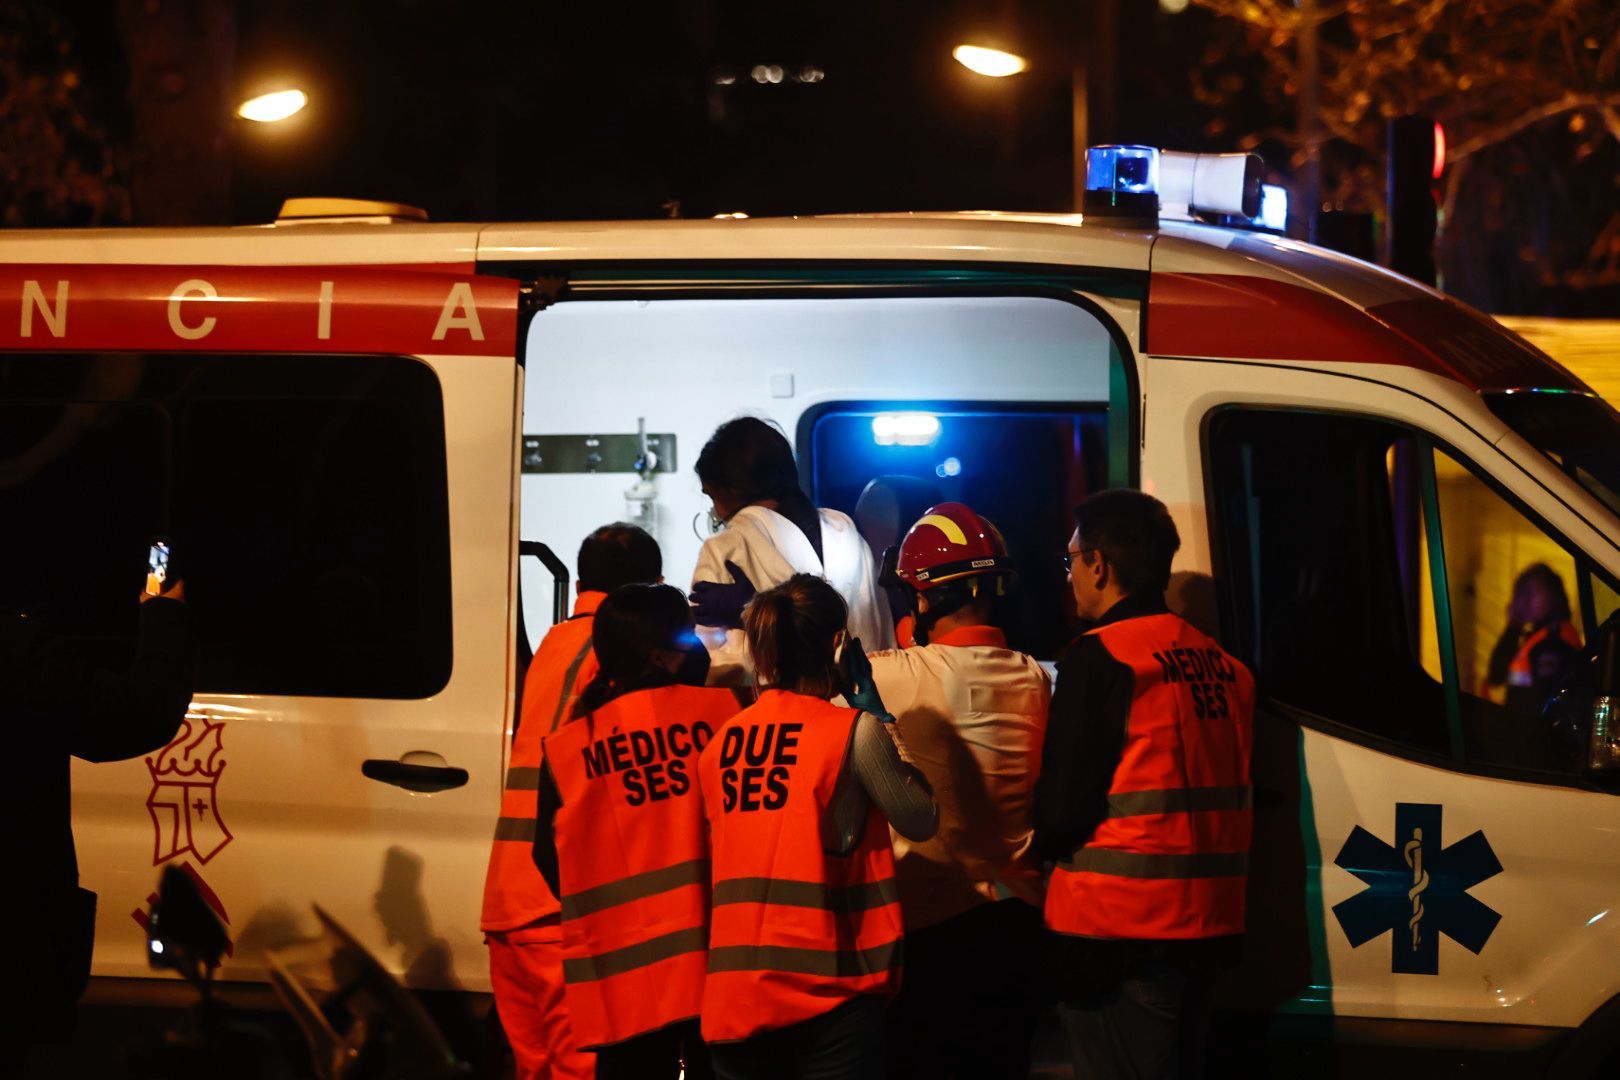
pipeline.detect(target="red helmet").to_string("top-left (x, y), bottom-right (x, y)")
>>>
top-left (894, 502), bottom-right (1016, 590)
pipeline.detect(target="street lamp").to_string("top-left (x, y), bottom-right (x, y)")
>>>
top-left (237, 89), bottom-right (308, 123)
top-left (953, 43), bottom-right (1095, 210)
top-left (951, 45), bottom-right (1028, 78)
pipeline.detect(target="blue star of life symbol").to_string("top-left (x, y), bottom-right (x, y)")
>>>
top-left (1331, 803), bottom-right (1502, 976)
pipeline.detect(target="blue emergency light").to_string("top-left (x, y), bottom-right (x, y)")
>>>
top-left (1257, 184), bottom-right (1288, 232)
top-left (1084, 145), bottom-right (1160, 220)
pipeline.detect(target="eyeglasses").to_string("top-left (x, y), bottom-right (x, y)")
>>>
top-left (1063, 547), bottom-right (1094, 572)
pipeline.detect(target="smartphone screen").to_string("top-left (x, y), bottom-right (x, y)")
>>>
top-left (146, 540), bottom-right (171, 596)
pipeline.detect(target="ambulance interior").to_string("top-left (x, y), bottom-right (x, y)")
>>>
top-left (519, 294), bottom-right (1123, 662)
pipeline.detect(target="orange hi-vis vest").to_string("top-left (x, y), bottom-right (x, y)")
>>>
top-left (544, 683), bottom-right (741, 1050)
top-left (698, 690), bottom-right (904, 1043)
top-left (1507, 620), bottom-right (1584, 688)
top-left (481, 592), bottom-right (603, 933)
top-left (1045, 613), bottom-right (1255, 941)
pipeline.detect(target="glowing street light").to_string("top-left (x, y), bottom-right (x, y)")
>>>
top-left (951, 45), bottom-right (1028, 78)
top-left (237, 89), bottom-right (308, 123)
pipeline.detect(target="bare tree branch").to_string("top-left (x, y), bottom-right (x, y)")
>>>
top-left (1449, 94), bottom-right (1620, 161)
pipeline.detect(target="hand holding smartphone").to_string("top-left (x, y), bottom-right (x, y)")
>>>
top-left (142, 537), bottom-right (182, 602)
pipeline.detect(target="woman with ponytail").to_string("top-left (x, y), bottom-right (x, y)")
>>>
top-left (690, 417), bottom-right (893, 683)
top-left (696, 574), bottom-right (936, 1079)
top-left (532, 585), bottom-right (743, 1080)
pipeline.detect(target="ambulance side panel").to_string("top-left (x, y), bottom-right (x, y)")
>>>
top-left (0, 265), bottom-right (520, 993)
top-left (1145, 351), bottom-right (1620, 1034)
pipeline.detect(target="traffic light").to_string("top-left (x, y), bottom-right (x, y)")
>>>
top-left (1387, 115), bottom-right (1442, 285)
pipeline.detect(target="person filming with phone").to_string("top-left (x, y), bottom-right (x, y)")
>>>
top-left (1, 540), bottom-right (195, 1072)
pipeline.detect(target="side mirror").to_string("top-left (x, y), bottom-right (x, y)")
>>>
top-left (1588, 623), bottom-right (1620, 773)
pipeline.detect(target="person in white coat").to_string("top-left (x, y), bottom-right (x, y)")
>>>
top-left (689, 417), bottom-right (892, 682)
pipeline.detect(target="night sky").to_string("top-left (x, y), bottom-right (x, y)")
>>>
top-left (52, 0), bottom-right (1233, 224)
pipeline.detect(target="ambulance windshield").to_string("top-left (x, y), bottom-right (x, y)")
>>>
top-left (1485, 391), bottom-right (1620, 518)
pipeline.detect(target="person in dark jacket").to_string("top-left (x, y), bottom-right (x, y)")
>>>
top-left (1033, 492), bottom-right (1254, 1080)
top-left (0, 580), bottom-right (195, 1066)
top-left (1484, 563), bottom-right (1584, 718)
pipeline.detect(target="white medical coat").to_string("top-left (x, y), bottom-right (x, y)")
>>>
top-left (693, 504), bottom-right (894, 681)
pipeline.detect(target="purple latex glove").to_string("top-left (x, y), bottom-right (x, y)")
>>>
top-left (690, 561), bottom-right (757, 629)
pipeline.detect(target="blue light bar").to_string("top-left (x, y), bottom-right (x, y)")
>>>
top-left (1083, 145), bottom-right (1160, 221)
top-left (1258, 184), bottom-right (1288, 231)
top-left (1085, 145), bottom-right (1160, 195)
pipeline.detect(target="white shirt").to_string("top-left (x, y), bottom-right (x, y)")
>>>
top-left (865, 625), bottom-right (1050, 929)
top-left (693, 505), bottom-right (894, 682)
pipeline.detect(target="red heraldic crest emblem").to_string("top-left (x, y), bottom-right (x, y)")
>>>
top-left (146, 715), bottom-right (233, 865)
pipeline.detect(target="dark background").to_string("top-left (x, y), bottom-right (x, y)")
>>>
top-left (5, 0), bottom-right (1243, 222)
top-left (5, 0), bottom-right (1618, 314)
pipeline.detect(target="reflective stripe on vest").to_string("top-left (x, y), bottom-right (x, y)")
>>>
top-left (561, 858), bottom-right (708, 920)
top-left (549, 636), bottom-right (597, 732)
top-left (480, 605), bottom-right (600, 932)
top-left (1045, 612), bottom-right (1255, 942)
top-left (711, 876), bottom-right (899, 911)
top-left (1057, 849), bottom-right (1249, 878)
top-left (546, 684), bottom-right (741, 1049)
top-left (708, 939), bottom-right (900, 978)
top-left (1105, 785), bottom-right (1252, 818)
top-left (698, 691), bottom-right (904, 1044)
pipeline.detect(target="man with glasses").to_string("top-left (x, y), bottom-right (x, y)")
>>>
top-left (1034, 490), bottom-right (1255, 1080)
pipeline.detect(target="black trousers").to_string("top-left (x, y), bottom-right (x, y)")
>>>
top-left (886, 898), bottom-right (1044, 1079)
top-left (1056, 956), bottom-right (1218, 1080)
top-left (709, 996), bottom-right (887, 1080)
top-left (593, 1019), bottom-right (712, 1080)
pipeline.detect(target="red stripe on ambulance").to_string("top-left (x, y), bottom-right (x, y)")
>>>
top-left (1, 264), bottom-right (518, 356)
top-left (1146, 271), bottom-right (1581, 393)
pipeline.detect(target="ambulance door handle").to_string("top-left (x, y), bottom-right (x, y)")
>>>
top-left (362, 755), bottom-right (469, 794)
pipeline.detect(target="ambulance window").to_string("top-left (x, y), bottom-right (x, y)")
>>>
top-left (1208, 410), bottom-right (1448, 753)
top-left (0, 353), bottom-right (452, 699)
top-left (1594, 575), bottom-right (1620, 632)
top-left (805, 404), bottom-right (1104, 658)
top-left (1429, 448), bottom-right (1598, 775)
top-left (1485, 391), bottom-right (1620, 519)
top-left (1212, 407), bottom-right (1615, 780)
top-left (176, 356), bottom-right (452, 698)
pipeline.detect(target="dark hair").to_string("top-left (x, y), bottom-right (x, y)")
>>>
top-left (695, 417), bottom-right (813, 516)
top-left (743, 574), bottom-right (847, 697)
top-left (577, 523), bottom-right (662, 594)
top-left (1515, 563), bottom-right (1573, 624)
top-left (1073, 489), bottom-right (1181, 595)
top-left (572, 584), bottom-right (694, 718)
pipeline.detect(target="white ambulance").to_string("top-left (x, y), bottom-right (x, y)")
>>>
top-left (4, 147), bottom-right (1619, 1071)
